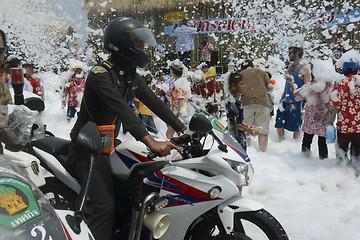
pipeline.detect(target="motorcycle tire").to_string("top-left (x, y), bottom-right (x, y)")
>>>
top-left (40, 177), bottom-right (77, 210)
top-left (187, 209), bottom-right (288, 240)
top-left (233, 209), bottom-right (289, 240)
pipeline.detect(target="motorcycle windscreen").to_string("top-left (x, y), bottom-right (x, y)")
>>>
top-left (222, 132), bottom-right (250, 163)
top-left (0, 156), bottom-right (68, 240)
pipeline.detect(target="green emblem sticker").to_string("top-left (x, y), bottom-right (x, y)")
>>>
top-left (92, 66), bottom-right (107, 74)
top-left (211, 118), bottom-right (229, 134)
top-left (0, 178), bottom-right (42, 230)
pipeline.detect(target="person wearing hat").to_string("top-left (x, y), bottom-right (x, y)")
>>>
top-left (166, 59), bottom-right (191, 139)
top-left (328, 57), bottom-right (360, 175)
top-left (63, 62), bottom-right (86, 121)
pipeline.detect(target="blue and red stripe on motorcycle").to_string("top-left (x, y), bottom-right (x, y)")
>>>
top-left (115, 149), bottom-right (222, 207)
top-left (223, 141), bottom-right (250, 162)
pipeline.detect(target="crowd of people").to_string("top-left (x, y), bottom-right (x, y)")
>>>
top-left (1, 16), bottom-right (360, 240)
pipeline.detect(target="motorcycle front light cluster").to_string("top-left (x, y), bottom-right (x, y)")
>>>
top-left (224, 159), bottom-right (254, 186)
top-left (154, 198), bottom-right (169, 211)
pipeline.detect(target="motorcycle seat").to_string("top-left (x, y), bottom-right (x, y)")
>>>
top-left (32, 136), bottom-right (70, 156)
top-left (32, 136), bottom-right (78, 177)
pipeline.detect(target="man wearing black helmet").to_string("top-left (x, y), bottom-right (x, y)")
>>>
top-left (69, 18), bottom-right (185, 240)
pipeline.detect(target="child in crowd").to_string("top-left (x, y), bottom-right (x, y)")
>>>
top-left (23, 63), bottom-right (42, 97)
top-left (134, 97), bottom-right (158, 135)
top-left (294, 65), bottom-right (332, 159)
top-left (156, 83), bottom-right (170, 108)
top-left (225, 72), bottom-right (259, 151)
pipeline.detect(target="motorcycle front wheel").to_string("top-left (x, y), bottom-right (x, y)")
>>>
top-left (187, 209), bottom-right (288, 240)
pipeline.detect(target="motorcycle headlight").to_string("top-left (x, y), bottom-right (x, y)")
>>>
top-left (224, 159), bottom-right (254, 186)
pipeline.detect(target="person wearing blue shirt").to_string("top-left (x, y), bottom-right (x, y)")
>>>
top-left (173, 19), bottom-right (198, 68)
top-left (275, 46), bottom-right (311, 140)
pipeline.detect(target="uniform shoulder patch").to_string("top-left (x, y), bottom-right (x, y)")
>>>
top-left (91, 66), bottom-right (107, 74)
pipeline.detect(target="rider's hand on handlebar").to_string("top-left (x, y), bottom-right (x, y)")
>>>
top-left (141, 135), bottom-right (183, 157)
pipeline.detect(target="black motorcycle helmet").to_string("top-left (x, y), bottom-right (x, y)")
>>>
top-left (104, 17), bottom-right (157, 68)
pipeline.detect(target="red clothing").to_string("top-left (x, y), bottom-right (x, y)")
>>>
top-left (192, 76), bottom-right (221, 114)
top-left (329, 74), bottom-right (360, 133)
top-left (28, 77), bottom-right (42, 96)
top-left (192, 76), bottom-right (220, 99)
top-left (65, 75), bottom-right (86, 107)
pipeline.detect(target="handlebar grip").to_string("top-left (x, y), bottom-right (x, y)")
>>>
top-left (147, 152), bottom-right (159, 160)
top-left (147, 139), bottom-right (181, 160)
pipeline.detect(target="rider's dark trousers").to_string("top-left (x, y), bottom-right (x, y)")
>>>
top-left (69, 144), bottom-right (115, 240)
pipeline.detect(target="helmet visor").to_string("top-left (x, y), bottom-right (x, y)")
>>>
top-left (130, 27), bottom-right (157, 48)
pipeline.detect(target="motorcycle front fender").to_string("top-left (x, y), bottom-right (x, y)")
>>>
top-left (217, 196), bottom-right (263, 234)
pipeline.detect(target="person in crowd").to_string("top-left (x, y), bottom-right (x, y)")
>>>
top-left (330, 34), bottom-right (345, 61)
top-left (225, 71), bottom-right (260, 152)
top-left (63, 64), bottom-right (86, 121)
top-left (240, 59), bottom-right (273, 152)
top-left (199, 37), bottom-right (214, 67)
top-left (1, 56), bottom-right (20, 86)
top-left (328, 57), bottom-right (360, 174)
top-left (192, 64), bottom-right (221, 116)
top-left (134, 80), bottom-right (158, 135)
top-left (68, 18), bottom-right (184, 240)
top-left (0, 29), bottom-right (10, 84)
top-left (294, 65), bottom-right (332, 159)
top-left (23, 63), bottom-right (42, 97)
top-left (3, 56), bottom-right (33, 93)
top-left (173, 18), bottom-right (198, 68)
top-left (265, 71), bottom-right (276, 119)
top-left (166, 59), bottom-right (191, 139)
top-left (275, 46), bottom-right (311, 141)
top-left (156, 82), bottom-right (170, 108)
top-left (0, 29), bottom-right (13, 154)
top-left (156, 68), bottom-right (173, 91)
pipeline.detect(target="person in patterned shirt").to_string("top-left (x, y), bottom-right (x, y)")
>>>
top-left (294, 68), bottom-right (332, 159)
top-left (173, 19), bottom-right (198, 68)
top-left (328, 57), bottom-right (360, 174)
top-left (166, 59), bottom-right (191, 139)
top-left (63, 66), bottom-right (86, 121)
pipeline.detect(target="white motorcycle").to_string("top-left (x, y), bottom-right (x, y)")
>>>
top-left (23, 108), bottom-right (289, 240)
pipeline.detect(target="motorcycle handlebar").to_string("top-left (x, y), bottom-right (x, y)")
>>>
top-left (147, 138), bottom-right (181, 160)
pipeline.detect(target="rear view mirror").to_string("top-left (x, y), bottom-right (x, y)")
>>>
top-left (76, 121), bottom-right (102, 155)
top-left (24, 97), bottom-right (45, 112)
top-left (189, 113), bottom-right (212, 134)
